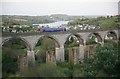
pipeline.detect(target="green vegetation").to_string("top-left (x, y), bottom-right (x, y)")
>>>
top-left (2, 38), bottom-right (27, 77)
top-left (82, 41), bottom-right (120, 77)
top-left (2, 32), bottom-right (119, 77)
top-left (86, 35), bottom-right (97, 45)
top-left (1, 14), bottom-right (81, 27)
top-left (1, 15), bottom-right (119, 33)
top-left (2, 15), bottom-right (54, 26)
top-left (1, 14), bottom-right (119, 78)
top-left (35, 37), bottom-right (55, 64)
top-left (99, 17), bottom-right (118, 29)
top-left (67, 16), bottom-right (118, 29)
top-left (64, 35), bottom-right (79, 62)
top-left (21, 64), bottom-right (66, 77)
top-left (11, 40), bottom-right (120, 77)
top-left (65, 36), bottom-right (79, 47)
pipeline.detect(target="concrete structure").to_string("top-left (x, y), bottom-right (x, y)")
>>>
top-left (0, 29), bottom-right (119, 65)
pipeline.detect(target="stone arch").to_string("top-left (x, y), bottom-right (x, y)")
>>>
top-left (34, 35), bottom-right (61, 64)
top-left (86, 32), bottom-right (102, 58)
top-left (86, 32), bottom-right (102, 44)
top-left (64, 33), bottom-right (84, 64)
top-left (2, 36), bottom-right (32, 70)
top-left (2, 37), bottom-right (31, 50)
top-left (34, 35), bottom-right (60, 50)
top-left (104, 31), bottom-right (117, 41)
top-left (65, 33), bottom-right (84, 45)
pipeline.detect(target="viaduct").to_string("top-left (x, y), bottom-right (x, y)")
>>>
top-left (0, 29), bottom-right (119, 66)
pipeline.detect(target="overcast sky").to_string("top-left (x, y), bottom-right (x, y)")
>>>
top-left (0, 0), bottom-right (119, 16)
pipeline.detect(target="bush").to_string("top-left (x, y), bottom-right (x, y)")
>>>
top-left (21, 64), bottom-right (67, 77)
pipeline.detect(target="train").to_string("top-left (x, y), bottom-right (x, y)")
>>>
top-left (37, 27), bottom-right (66, 32)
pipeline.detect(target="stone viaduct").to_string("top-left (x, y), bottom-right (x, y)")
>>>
top-left (0, 29), bottom-right (119, 65)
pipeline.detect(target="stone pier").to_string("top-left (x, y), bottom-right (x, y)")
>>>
top-left (27, 50), bottom-right (35, 66)
top-left (55, 46), bottom-right (64, 62)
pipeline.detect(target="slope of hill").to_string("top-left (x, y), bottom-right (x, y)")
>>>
top-left (1, 14), bottom-right (103, 27)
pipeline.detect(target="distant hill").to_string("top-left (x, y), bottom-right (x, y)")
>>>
top-left (1, 14), bottom-right (102, 27)
top-left (49, 14), bottom-right (83, 21)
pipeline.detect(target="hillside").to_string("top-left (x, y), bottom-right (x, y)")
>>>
top-left (1, 14), bottom-right (100, 27)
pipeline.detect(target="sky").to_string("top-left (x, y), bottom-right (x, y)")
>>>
top-left (0, 0), bottom-right (119, 16)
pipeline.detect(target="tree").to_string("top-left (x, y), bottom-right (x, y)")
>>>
top-left (84, 41), bottom-right (119, 77)
top-left (72, 41), bottom-right (120, 77)
top-left (96, 41), bottom-right (119, 76)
